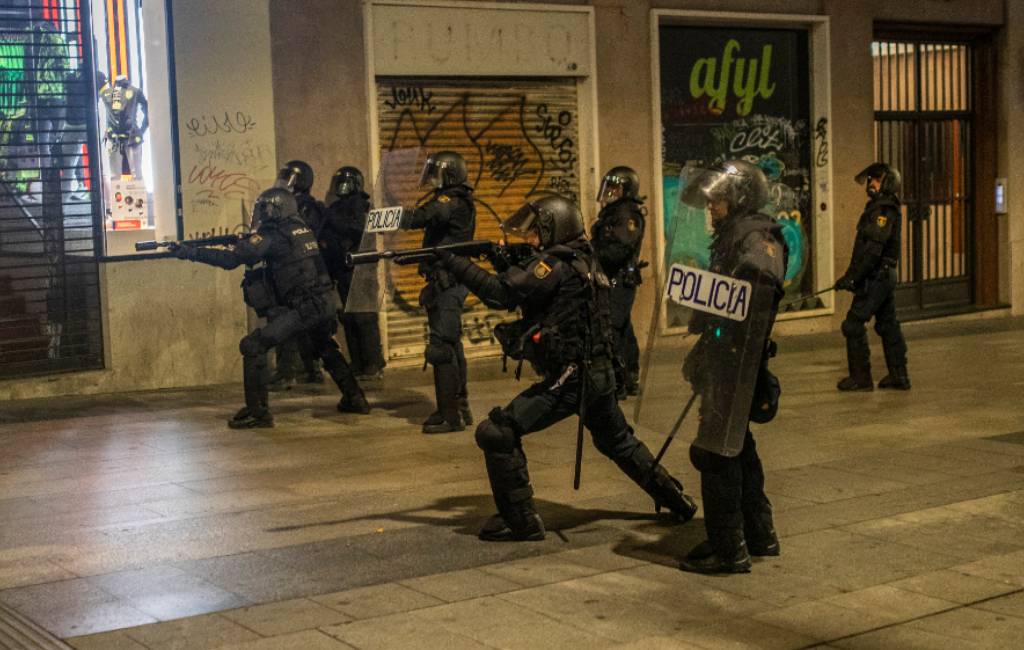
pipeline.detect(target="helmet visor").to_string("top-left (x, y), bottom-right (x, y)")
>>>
top-left (596, 175), bottom-right (627, 203)
top-left (334, 178), bottom-right (358, 196)
top-left (501, 203), bottom-right (538, 242)
top-left (418, 159), bottom-right (443, 189)
top-left (680, 167), bottom-right (732, 210)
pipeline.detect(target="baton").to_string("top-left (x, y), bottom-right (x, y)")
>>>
top-left (653, 391), bottom-right (698, 466)
top-left (573, 363), bottom-right (587, 490)
top-left (780, 286), bottom-right (834, 310)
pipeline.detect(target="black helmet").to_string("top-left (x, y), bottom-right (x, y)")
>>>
top-left (419, 151), bottom-right (467, 189)
top-left (681, 160), bottom-right (769, 218)
top-left (327, 166), bottom-right (364, 202)
top-left (855, 162), bottom-right (902, 198)
top-left (597, 166), bottom-right (639, 203)
top-left (251, 186), bottom-right (298, 229)
top-left (502, 194), bottom-right (584, 249)
top-left (276, 160), bottom-right (314, 194)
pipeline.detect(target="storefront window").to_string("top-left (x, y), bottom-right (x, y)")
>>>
top-left (658, 24), bottom-right (816, 326)
top-left (90, 0), bottom-right (177, 256)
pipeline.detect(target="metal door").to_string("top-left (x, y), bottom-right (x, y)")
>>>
top-left (873, 38), bottom-right (973, 314)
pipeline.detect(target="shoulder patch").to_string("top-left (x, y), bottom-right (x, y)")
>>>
top-left (627, 218), bottom-right (638, 233)
top-left (534, 260), bottom-right (552, 279)
top-left (762, 241), bottom-right (776, 257)
top-left (876, 214), bottom-right (888, 228)
top-left (249, 234), bottom-right (262, 245)
top-left (438, 195), bottom-right (451, 204)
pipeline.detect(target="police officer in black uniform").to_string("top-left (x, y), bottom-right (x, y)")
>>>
top-left (592, 166), bottom-right (646, 397)
top-left (835, 163), bottom-right (910, 391)
top-left (321, 166), bottom-right (385, 379)
top-left (269, 160), bottom-right (326, 389)
top-left (678, 161), bottom-right (786, 574)
top-left (403, 151), bottom-right (475, 433)
top-left (174, 187), bottom-right (369, 428)
top-left (435, 194), bottom-right (697, 541)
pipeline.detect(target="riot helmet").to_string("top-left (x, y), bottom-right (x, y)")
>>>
top-left (855, 162), bottom-right (901, 199)
top-left (502, 194), bottom-right (584, 250)
top-left (681, 159), bottom-right (769, 220)
top-left (326, 166), bottom-right (364, 202)
top-left (419, 151), bottom-right (467, 189)
top-left (250, 186), bottom-right (298, 230)
top-left (597, 166), bottom-right (640, 205)
top-left (276, 160), bottom-right (314, 194)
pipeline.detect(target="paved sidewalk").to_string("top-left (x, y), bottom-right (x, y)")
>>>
top-left (1, 317), bottom-right (1022, 649)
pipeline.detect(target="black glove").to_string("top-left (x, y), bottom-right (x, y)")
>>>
top-left (434, 249), bottom-right (454, 266)
top-left (834, 274), bottom-right (856, 292)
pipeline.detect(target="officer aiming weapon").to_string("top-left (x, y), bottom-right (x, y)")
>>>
top-left (346, 239), bottom-right (532, 270)
top-left (134, 233), bottom-right (249, 252)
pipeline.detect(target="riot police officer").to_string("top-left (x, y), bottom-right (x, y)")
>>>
top-left (436, 194), bottom-right (697, 541)
top-left (269, 160), bottom-right (326, 389)
top-left (835, 163), bottom-right (910, 391)
top-left (592, 166), bottom-right (646, 397)
top-left (174, 187), bottom-right (369, 428)
top-left (322, 166), bottom-right (385, 380)
top-left (403, 151), bottom-right (475, 433)
top-left (678, 161), bottom-right (786, 574)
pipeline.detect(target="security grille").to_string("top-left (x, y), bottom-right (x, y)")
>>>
top-left (873, 37), bottom-right (973, 313)
top-left (0, 0), bottom-right (103, 379)
top-left (376, 77), bottom-right (581, 364)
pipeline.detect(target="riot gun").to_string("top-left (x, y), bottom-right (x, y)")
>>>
top-left (134, 233), bottom-right (247, 252)
top-left (345, 240), bottom-right (533, 269)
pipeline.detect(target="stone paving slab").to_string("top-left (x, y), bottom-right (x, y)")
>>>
top-left (0, 317), bottom-right (1020, 648)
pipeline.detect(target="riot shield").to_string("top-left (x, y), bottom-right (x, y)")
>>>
top-left (635, 164), bottom-right (784, 458)
top-left (343, 147), bottom-right (425, 314)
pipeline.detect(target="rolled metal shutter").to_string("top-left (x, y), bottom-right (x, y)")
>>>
top-left (0, 0), bottom-right (104, 379)
top-left (376, 77), bottom-right (581, 363)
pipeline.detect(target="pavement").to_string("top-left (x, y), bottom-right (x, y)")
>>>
top-left (0, 315), bottom-right (1023, 649)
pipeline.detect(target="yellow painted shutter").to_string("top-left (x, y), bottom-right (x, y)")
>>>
top-left (376, 77), bottom-right (581, 363)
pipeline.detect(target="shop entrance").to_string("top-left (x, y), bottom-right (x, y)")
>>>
top-left (872, 33), bottom-right (977, 315)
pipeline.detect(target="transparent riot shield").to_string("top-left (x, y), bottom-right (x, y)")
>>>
top-left (343, 147), bottom-right (425, 314)
top-left (635, 163), bottom-right (785, 458)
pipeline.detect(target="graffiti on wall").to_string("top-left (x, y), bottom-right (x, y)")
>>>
top-left (376, 81), bottom-right (580, 356)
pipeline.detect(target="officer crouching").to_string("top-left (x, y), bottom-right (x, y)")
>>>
top-left (434, 194), bottom-right (697, 542)
top-left (173, 187), bottom-right (369, 428)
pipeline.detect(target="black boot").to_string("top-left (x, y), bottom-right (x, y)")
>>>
top-left (839, 330), bottom-right (873, 391)
top-left (744, 509), bottom-right (780, 556)
top-left (423, 364), bottom-right (464, 433)
top-left (878, 365), bottom-right (911, 390)
top-left (338, 394), bottom-right (370, 414)
top-left (680, 528), bottom-right (751, 574)
top-left (267, 372), bottom-right (296, 392)
top-left (646, 465), bottom-right (698, 522)
top-left (459, 397), bottom-right (474, 426)
top-left (323, 350), bottom-right (370, 414)
top-left (228, 406), bottom-right (273, 429)
top-left (479, 496), bottom-right (545, 542)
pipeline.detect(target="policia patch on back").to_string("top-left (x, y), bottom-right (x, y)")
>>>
top-left (876, 215), bottom-right (888, 228)
top-left (534, 260), bottom-right (552, 279)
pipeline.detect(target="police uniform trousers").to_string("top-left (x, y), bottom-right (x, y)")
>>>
top-left (421, 280), bottom-right (469, 425)
top-left (479, 370), bottom-right (665, 516)
top-left (841, 270), bottom-right (907, 376)
top-left (240, 295), bottom-right (360, 412)
top-left (691, 429), bottom-right (773, 551)
top-left (609, 282), bottom-right (640, 381)
top-left (273, 334), bottom-right (319, 381)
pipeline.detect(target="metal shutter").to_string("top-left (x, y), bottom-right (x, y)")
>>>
top-left (376, 77), bottom-right (581, 363)
top-left (0, 0), bottom-right (103, 379)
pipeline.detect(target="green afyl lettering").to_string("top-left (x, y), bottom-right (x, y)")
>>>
top-left (688, 39), bottom-right (777, 116)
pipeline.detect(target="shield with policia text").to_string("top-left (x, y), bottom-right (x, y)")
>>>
top-left (343, 147), bottom-right (425, 314)
top-left (633, 164), bottom-right (785, 458)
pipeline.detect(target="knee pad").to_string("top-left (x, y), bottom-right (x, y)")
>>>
top-left (424, 342), bottom-right (455, 365)
top-left (474, 418), bottom-right (518, 453)
top-left (689, 445), bottom-right (730, 474)
top-left (239, 331), bottom-right (266, 357)
top-left (841, 317), bottom-right (866, 339)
